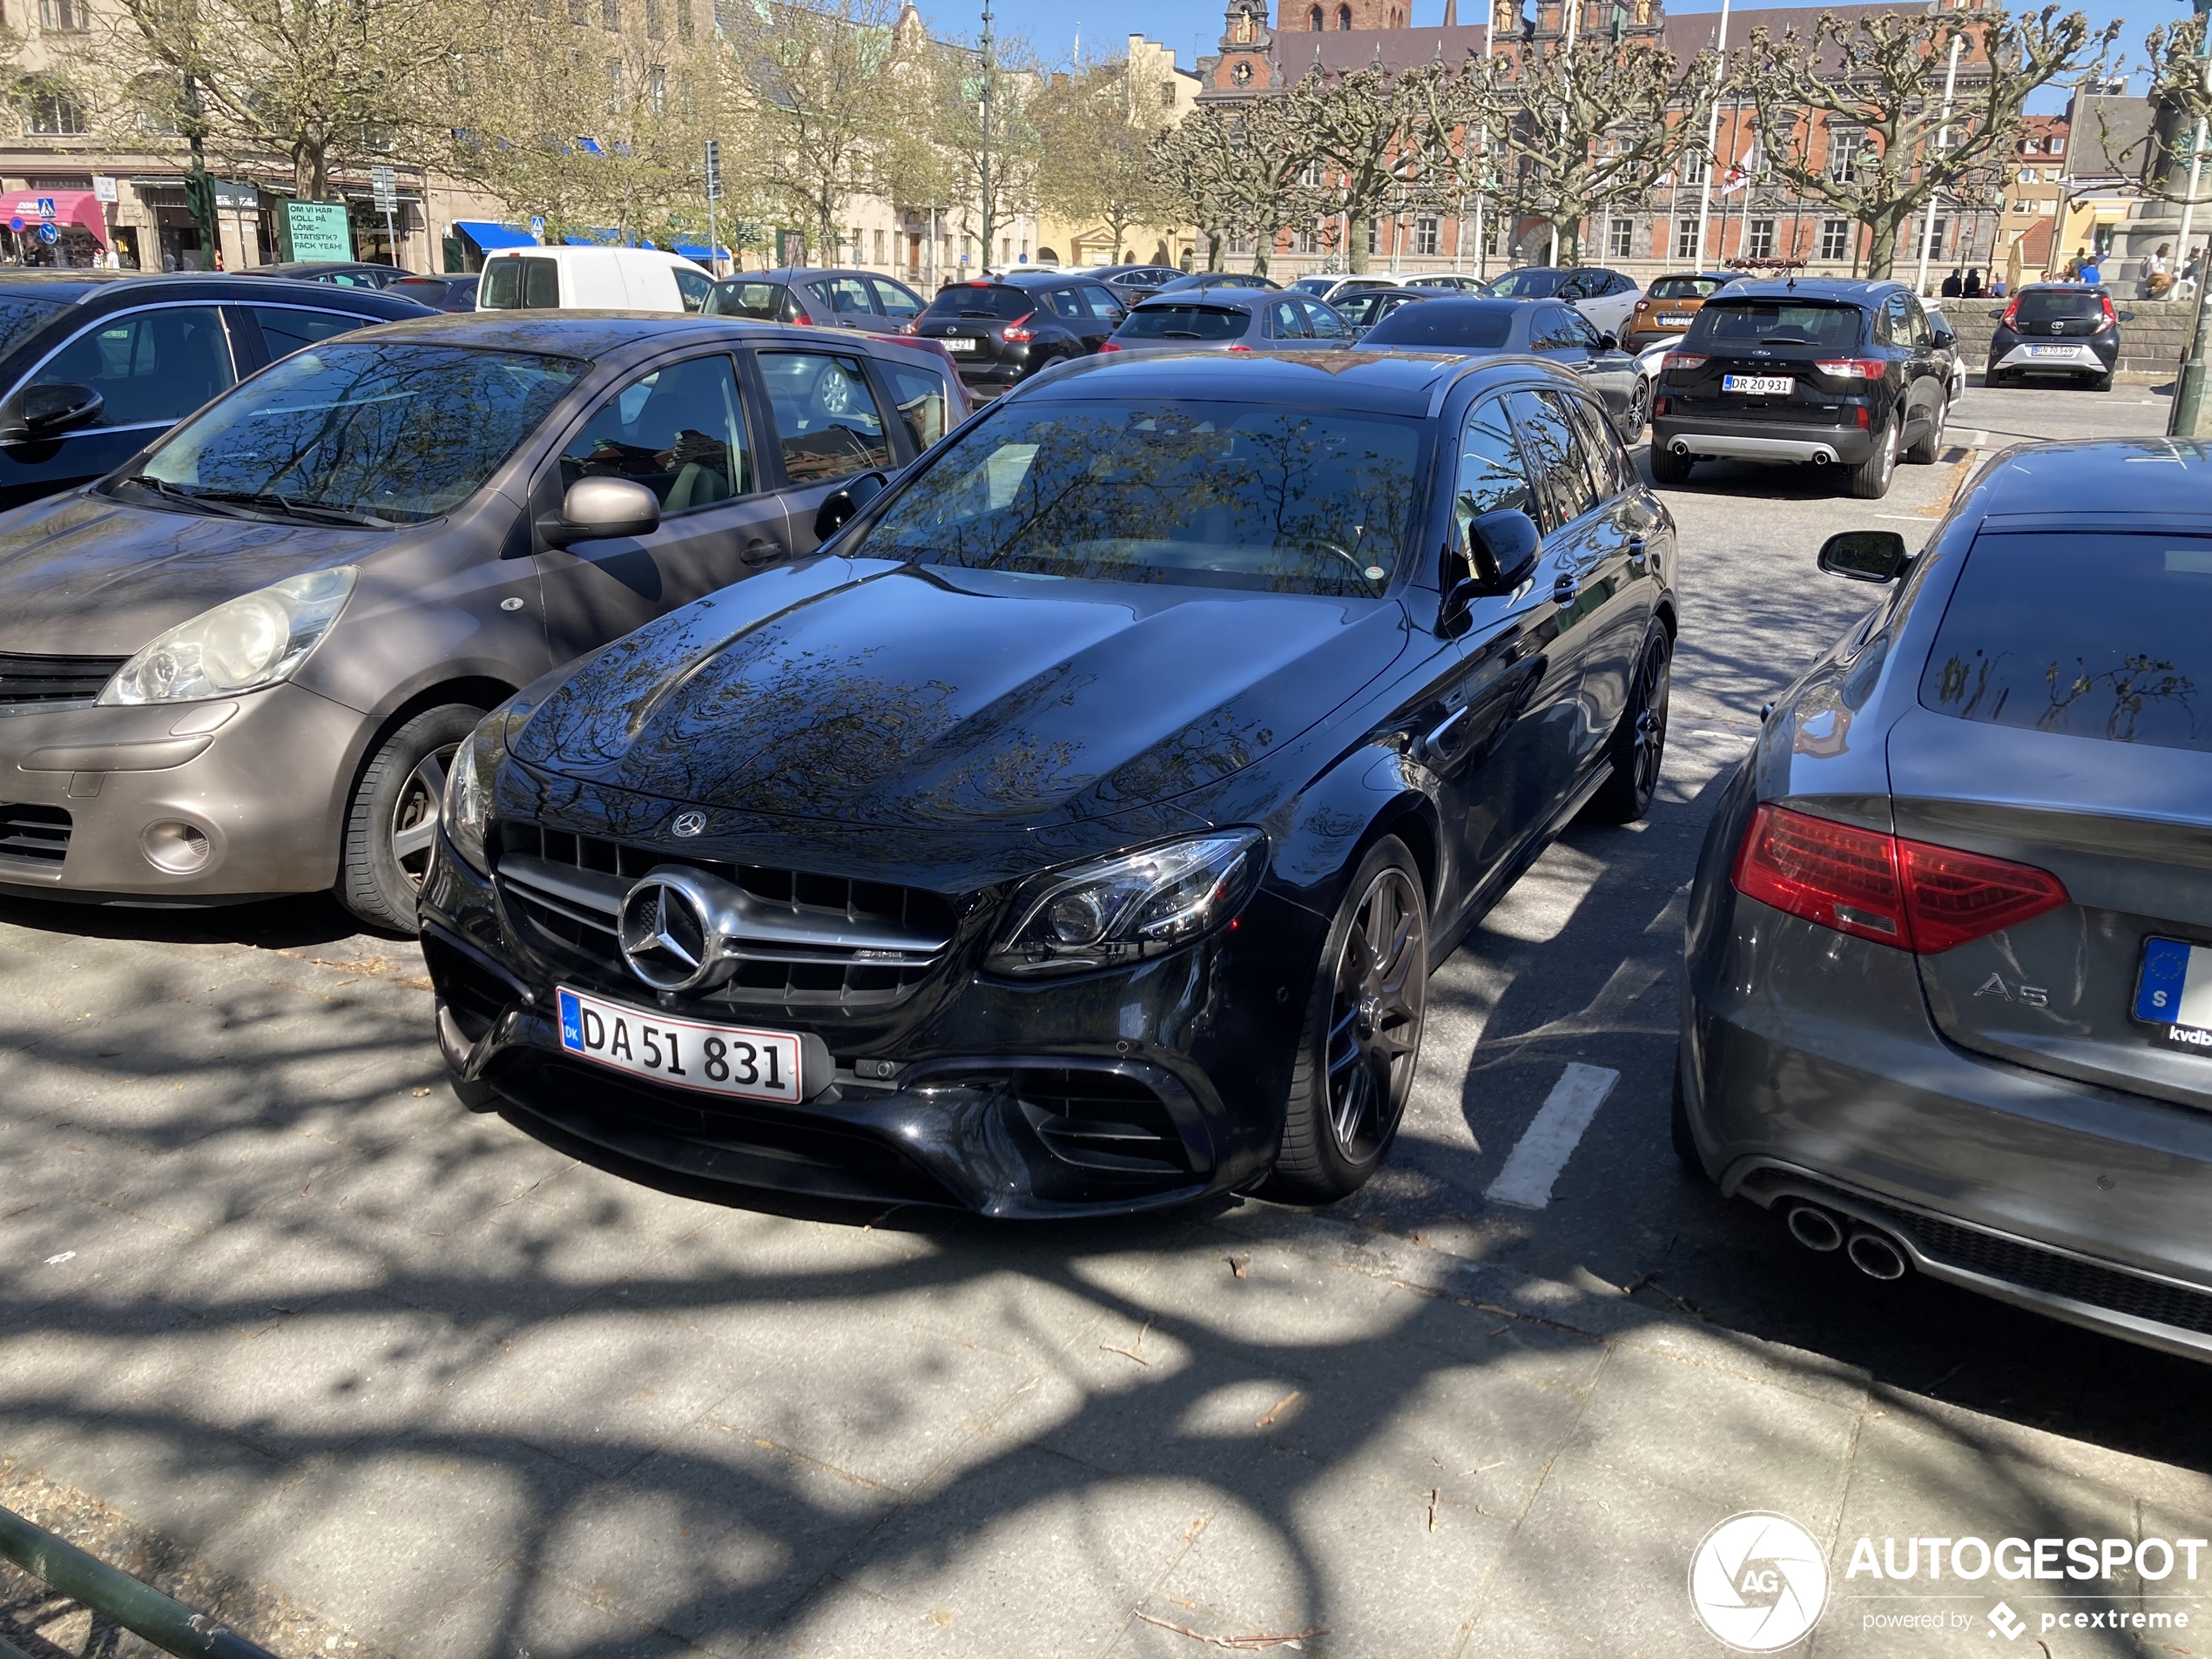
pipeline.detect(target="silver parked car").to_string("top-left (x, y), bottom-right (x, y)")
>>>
top-left (1679, 437), bottom-right (2212, 1361)
top-left (0, 311), bottom-right (964, 930)
top-left (1101, 289), bottom-right (1351, 355)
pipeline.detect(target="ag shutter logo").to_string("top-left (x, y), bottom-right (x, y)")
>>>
top-left (1689, 1512), bottom-right (1831, 1651)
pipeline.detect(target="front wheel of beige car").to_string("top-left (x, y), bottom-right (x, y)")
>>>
top-left (339, 704), bottom-right (486, 934)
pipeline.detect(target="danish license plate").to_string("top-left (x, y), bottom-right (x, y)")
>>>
top-left (1722, 374), bottom-right (1793, 395)
top-left (556, 986), bottom-right (802, 1103)
top-left (1658, 314), bottom-right (1693, 326)
top-left (941, 337), bottom-right (976, 352)
top-left (2134, 938), bottom-right (2212, 1050)
top-left (2027, 345), bottom-right (2076, 358)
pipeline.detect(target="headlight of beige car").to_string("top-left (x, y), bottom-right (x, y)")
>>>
top-left (98, 566), bottom-right (357, 705)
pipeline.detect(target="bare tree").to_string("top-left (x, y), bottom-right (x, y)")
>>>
top-left (1435, 40), bottom-right (1716, 266)
top-left (2128, 14), bottom-right (2212, 207)
top-left (1148, 104), bottom-right (1240, 270)
top-left (1741, 5), bottom-right (2116, 280)
top-left (1033, 58), bottom-right (1175, 263)
top-left (927, 30), bottom-right (1043, 268)
top-left (1303, 66), bottom-right (1443, 273)
top-left (1146, 95), bottom-right (1326, 275)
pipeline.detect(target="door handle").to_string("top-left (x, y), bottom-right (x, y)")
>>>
top-left (1627, 536), bottom-right (1649, 574)
top-left (1422, 704), bottom-right (1473, 763)
top-left (1551, 570), bottom-right (1581, 604)
top-left (741, 538), bottom-right (782, 564)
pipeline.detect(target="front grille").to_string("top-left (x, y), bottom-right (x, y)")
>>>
top-left (0, 802), bottom-right (70, 863)
top-left (494, 821), bottom-right (958, 1013)
top-left (1746, 1169), bottom-right (2212, 1339)
top-left (0, 651), bottom-right (126, 706)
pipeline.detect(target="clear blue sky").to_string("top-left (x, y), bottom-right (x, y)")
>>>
top-left (972, 0), bottom-right (2161, 113)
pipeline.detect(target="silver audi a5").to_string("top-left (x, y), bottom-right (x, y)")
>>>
top-left (1679, 437), bottom-right (2212, 1361)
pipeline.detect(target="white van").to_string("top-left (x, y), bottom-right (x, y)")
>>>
top-left (476, 246), bottom-right (715, 314)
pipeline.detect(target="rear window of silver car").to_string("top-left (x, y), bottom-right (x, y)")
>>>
top-left (854, 398), bottom-right (1425, 597)
top-left (1118, 304), bottom-right (1249, 341)
top-left (1919, 531), bottom-right (2212, 753)
top-left (133, 342), bottom-right (585, 523)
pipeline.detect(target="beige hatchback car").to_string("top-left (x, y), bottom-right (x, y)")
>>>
top-left (0, 309), bottom-right (964, 928)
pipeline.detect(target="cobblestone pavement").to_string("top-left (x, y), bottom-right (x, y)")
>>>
top-left (4, 383), bottom-right (2202, 1659)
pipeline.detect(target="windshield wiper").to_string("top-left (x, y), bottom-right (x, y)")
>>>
top-left (117, 474), bottom-right (262, 520)
top-left (187, 489), bottom-right (396, 529)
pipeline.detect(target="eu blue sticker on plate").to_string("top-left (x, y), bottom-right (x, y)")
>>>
top-left (2135, 936), bottom-right (2212, 1030)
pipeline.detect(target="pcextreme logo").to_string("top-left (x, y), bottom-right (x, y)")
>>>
top-left (1689, 1512), bottom-right (1831, 1651)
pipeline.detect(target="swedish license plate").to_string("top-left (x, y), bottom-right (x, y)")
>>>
top-left (2134, 938), bottom-right (2212, 1050)
top-left (941, 337), bottom-right (977, 352)
top-left (1722, 374), bottom-right (1793, 395)
top-left (1659, 314), bottom-right (1693, 326)
top-left (556, 986), bottom-right (802, 1103)
top-left (2027, 346), bottom-right (2076, 358)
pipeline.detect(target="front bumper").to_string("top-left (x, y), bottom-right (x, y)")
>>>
top-left (0, 683), bottom-right (364, 902)
top-left (419, 831), bottom-right (1319, 1217)
top-left (1651, 415), bottom-right (1876, 466)
top-left (1683, 857), bottom-right (2212, 1362)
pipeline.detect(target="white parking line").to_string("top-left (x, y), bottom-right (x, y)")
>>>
top-left (1484, 1062), bottom-right (1622, 1210)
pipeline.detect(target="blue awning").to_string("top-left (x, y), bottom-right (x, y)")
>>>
top-left (672, 241), bottom-right (731, 261)
top-left (455, 220), bottom-right (536, 250)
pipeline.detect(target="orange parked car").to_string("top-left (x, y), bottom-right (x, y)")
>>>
top-left (1624, 272), bottom-right (1735, 346)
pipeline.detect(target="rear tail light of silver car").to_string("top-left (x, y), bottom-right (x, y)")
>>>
top-left (1730, 804), bottom-right (2068, 954)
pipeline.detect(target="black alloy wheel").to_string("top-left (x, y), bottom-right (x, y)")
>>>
top-left (1270, 836), bottom-right (1428, 1202)
top-left (1622, 377), bottom-right (1651, 440)
top-left (1586, 622), bottom-right (1671, 825)
top-left (1904, 392), bottom-right (1947, 464)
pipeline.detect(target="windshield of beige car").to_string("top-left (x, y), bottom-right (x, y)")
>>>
top-left (115, 342), bottom-right (586, 525)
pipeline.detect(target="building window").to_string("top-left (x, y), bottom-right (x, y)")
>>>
top-left (570, 0), bottom-right (590, 23)
top-left (1675, 217), bottom-right (1698, 260)
top-left (1679, 149), bottom-right (1706, 185)
top-left (1309, 3), bottom-right (1322, 22)
top-left (1337, 3), bottom-right (1351, 25)
top-left (23, 78), bottom-right (85, 134)
top-left (606, 58), bottom-right (624, 105)
top-left (2049, 136), bottom-right (2063, 154)
top-left (1926, 217), bottom-right (1947, 257)
top-left (602, 0), bottom-right (619, 26)
top-left (37, 0), bottom-right (87, 31)
top-left (1366, 217), bottom-right (1379, 254)
top-left (1293, 223), bottom-right (1318, 254)
top-left (1608, 216), bottom-right (1632, 258)
top-left (1818, 218), bottom-right (1848, 261)
top-left (645, 0), bottom-right (662, 35)
top-left (648, 63), bottom-right (666, 111)
top-left (1746, 218), bottom-right (1775, 258)
top-left (1416, 215), bottom-right (1440, 254)
top-left (676, 0), bottom-right (692, 36)
top-left (1826, 129), bottom-right (1860, 181)
top-left (873, 227), bottom-right (886, 261)
top-left (1161, 81), bottom-right (1176, 107)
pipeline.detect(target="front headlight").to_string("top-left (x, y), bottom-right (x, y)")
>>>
top-left (985, 829), bottom-right (1264, 979)
top-left (98, 567), bottom-right (357, 705)
top-left (442, 703), bottom-right (529, 877)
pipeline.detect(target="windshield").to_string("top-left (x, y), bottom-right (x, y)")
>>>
top-left (1362, 304), bottom-right (1514, 349)
top-left (1687, 300), bottom-right (1864, 351)
top-left (1118, 305), bottom-right (1249, 341)
top-left (704, 280), bottom-right (789, 320)
top-left (1649, 275), bottom-right (1724, 300)
top-left (1289, 278), bottom-right (1334, 297)
top-left (0, 294), bottom-right (64, 357)
top-left (922, 284), bottom-right (1035, 320)
top-left (1484, 269), bottom-right (1562, 298)
top-left (130, 342), bottom-right (584, 523)
top-left (853, 398), bottom-right (1425, 597)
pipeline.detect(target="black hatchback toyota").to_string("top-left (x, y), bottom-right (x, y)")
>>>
top-left (908, 271), bottom-right (1126, 389)
top-left (1650, 278), bottom-right (1959, 499)
top-left (421, 350), bottom-right (1678, 1216)
top-left (1985, 283), bottom-right (2132, 390)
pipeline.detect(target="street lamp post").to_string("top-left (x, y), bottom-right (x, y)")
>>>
top-left (978, 0), bottom-right (995, 273)
top-left (1691, 0), bottom-right (1731, 267)
top-left (1913, 30), bottom-right (1964, 296)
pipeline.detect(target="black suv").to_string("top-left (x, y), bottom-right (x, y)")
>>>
top-left (1649, 278), bottom-right (1958, 500)
top-left (911, 271), bottom-right (1128, 388)
top-left (1986, 283), bottom-right (2132, 390)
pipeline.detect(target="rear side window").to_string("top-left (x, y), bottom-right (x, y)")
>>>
top-left (1505, 388), bottom-right (1595, 529)
top-left (1302, 300), bottom-right (1345, 339)
top-left (757, 351), bottom-right (893, 483)
top-left (879, 356), bottom-right (951, 450)
top-left (2013, 290), bottom-right (2103, 325)
top-left (1267, 299), bottom-right (1311, 339)
top-left (705, 280), bottom-right (787, 320)
top-left (33, 306), bottom-right (236, 429)
top-left (1044, 287), bottom-right (1088, 320)
top-left (481, 256), bottom-right (559, 308)
top-left (1919, 532), bottom-right (2212, 753)
top-left (1119, 304), bottom-right (1246, 341)
top-left (1687, 300), bottom-right (1863, 352)
top-left (813, 275), bottom-right (874, 318)
top-left (869, 277), bottom-right (922, 320)
top-left (1455, 395), bottom-right (1536, 523)
top-left (252, 306), bottom-right (372, 361)
top-left (922, 284), bottom-right (1033, 320)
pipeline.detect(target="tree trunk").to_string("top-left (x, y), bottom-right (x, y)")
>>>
top-left (293, 140), bottom-right (327, 201)
top-left (1253, 219), bottom-right (1280, 276)
top-left (1206, 226), bottom-right (1225, 271)
top-left (1551, 213), bottom-right (1580, 265)
top-left (1347, 219), bottom-right (1368, 273)
top-left (1861, 205), bottom-right (1906, 280)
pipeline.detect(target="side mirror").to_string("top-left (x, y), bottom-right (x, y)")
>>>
top-left (1987, 307), bottom-right (2008, 320)
top-left (1929, 324), bottom-right (1956, 347)
top-left (1817, 529), bottom-right (1909, 583)
top-left (2119, 308), bottom-right (2136, 321)
top-left (536, 475), bottom-right (661, 549)
top-left (1596, 331), bottom-right (1619, 351)
top-left (813, 469), bottom-right (889, 542)
top-left (1445, 507), bottom-right (1542, 630)
top-left (2, 381), bottom-right (103, 442)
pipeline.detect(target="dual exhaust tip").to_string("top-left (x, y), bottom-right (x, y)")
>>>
top-left (1786, 1202), bottom-right (1908, 1280)
top-left (1667, 439), bottom-right (1837, 465)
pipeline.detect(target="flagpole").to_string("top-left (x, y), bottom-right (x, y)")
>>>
top-left (1691, 0), bottom-right (1730, 266)
top-left (1915, 30), bottom-right (1963, 295)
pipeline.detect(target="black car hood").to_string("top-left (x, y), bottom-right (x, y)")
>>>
top-left (0, 490), bottom-right (379, 657)
top-left (512, 557), bottom-right (1409, 829)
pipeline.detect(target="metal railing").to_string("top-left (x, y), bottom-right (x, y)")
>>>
top-left (0, 1505), bottom-right (280, 1659)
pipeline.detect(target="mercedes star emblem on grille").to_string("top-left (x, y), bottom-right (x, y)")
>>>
top-left (617, 873), bottom-right (719, 991)
top-left (671, 810), bottom-right (707, 838)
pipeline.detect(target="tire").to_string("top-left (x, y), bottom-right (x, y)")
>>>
top-left (1584, 623), bottom-right (1671, 825)
top-left (1903, 394), bottom-right (1946, 464)
top-left (1846, 415), bottom-right (1898, 500)
top-left (1620, 377), bottom-right (1650, 442)
top-left (2090, 369), bottom-right (2114, 393)
top-left (1985, 368), bottom-right (2009, 388)
top-left (1268, 836), bottom-right (1428, 1204)
top-left (1649, 444), bottom-right (1693, 486)
top-left (338, 703), bottom-right (486, 934)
